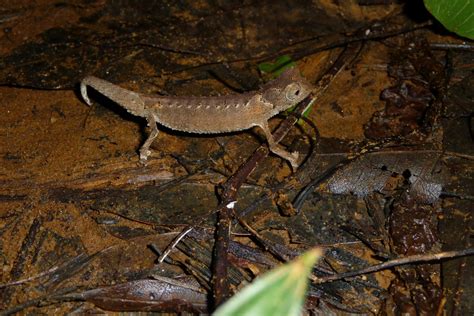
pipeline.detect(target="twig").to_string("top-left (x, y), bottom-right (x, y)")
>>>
top-left (0, 266), bottom-right (60, 288)
top-left (312, 248), bottom-right (474, 284)
top-left (157, 226), bottom-right (195, 263)
top-left (212, 201), bottom-right (235, 305)
top-left (430, 42), bottom-right (474, 51)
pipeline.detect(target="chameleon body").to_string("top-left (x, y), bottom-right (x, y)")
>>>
top-left (80, 68), bottom-right (313, 168)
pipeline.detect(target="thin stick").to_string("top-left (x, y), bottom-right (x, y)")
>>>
top-left (0, 266), bottom-right (60, 288)
top-left (312, 248), bottom-right (474, 284)
top-left (157, 226), bottom-right (195, 263)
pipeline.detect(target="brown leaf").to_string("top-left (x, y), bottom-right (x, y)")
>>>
top-left (80, 278), bottom-right (207, 313)
top-left (327, 150), bottom-right (444, 203)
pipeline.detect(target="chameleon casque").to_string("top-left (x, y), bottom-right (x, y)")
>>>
top-left (80, 67), bottom-right (313, 168)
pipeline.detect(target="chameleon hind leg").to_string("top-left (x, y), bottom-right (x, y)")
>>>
top-left (139, 114), bottom-right (159, 162)
top-left (257, 122), bottom-right (299, 169)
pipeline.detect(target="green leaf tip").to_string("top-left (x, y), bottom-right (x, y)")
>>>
top-left (258, 55), bottom-right (297, 78)
top-left (424, 0), bottom-right (474, 39)
top-left (213, 248), bottom-right (323, 316)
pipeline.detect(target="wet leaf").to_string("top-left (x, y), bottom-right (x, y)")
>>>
top-left (214, 248), bottom-right (323, 316)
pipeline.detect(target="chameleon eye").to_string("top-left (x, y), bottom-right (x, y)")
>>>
top-left (285, 83), bottom-right (302, 101)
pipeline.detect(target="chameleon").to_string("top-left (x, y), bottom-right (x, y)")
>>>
top-left (80, 67), bottom-right (313, 168)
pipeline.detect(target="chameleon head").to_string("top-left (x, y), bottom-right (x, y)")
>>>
top-left (261, 67), bottom-right (313, 113)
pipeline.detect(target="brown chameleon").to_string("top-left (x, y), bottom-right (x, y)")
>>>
top-left (80, 67), bottom-right (313, 168)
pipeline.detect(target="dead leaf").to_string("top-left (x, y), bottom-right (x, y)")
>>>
top-left (78, 278), bottom-right (207, 313)
top-left (327, 150), bottom-right (444, 203)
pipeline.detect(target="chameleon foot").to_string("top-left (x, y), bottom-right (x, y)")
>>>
top-left (288, 151), bottom-right (300, 170)
top-left (139, 148), bottom-right (151, 163)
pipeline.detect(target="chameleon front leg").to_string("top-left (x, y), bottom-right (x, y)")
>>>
top-left (257, 122), bottom-right (300, 169)
top-left (139, 114), bottom-right (159, 162)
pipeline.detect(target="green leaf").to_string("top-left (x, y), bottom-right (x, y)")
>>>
top-left (213, 248), bottom-right (323, 316)
top-left (424, 0), bottom-right (474, 39)
top-left (258, 55), bottom-right (296, 78)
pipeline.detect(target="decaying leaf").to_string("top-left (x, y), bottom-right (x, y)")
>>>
top-left (327, 151), bottom-right (444, 203)
top-left (77, 278), bottom-right (207, 313)
top-left (214, 248), bottom-right (323, 316)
